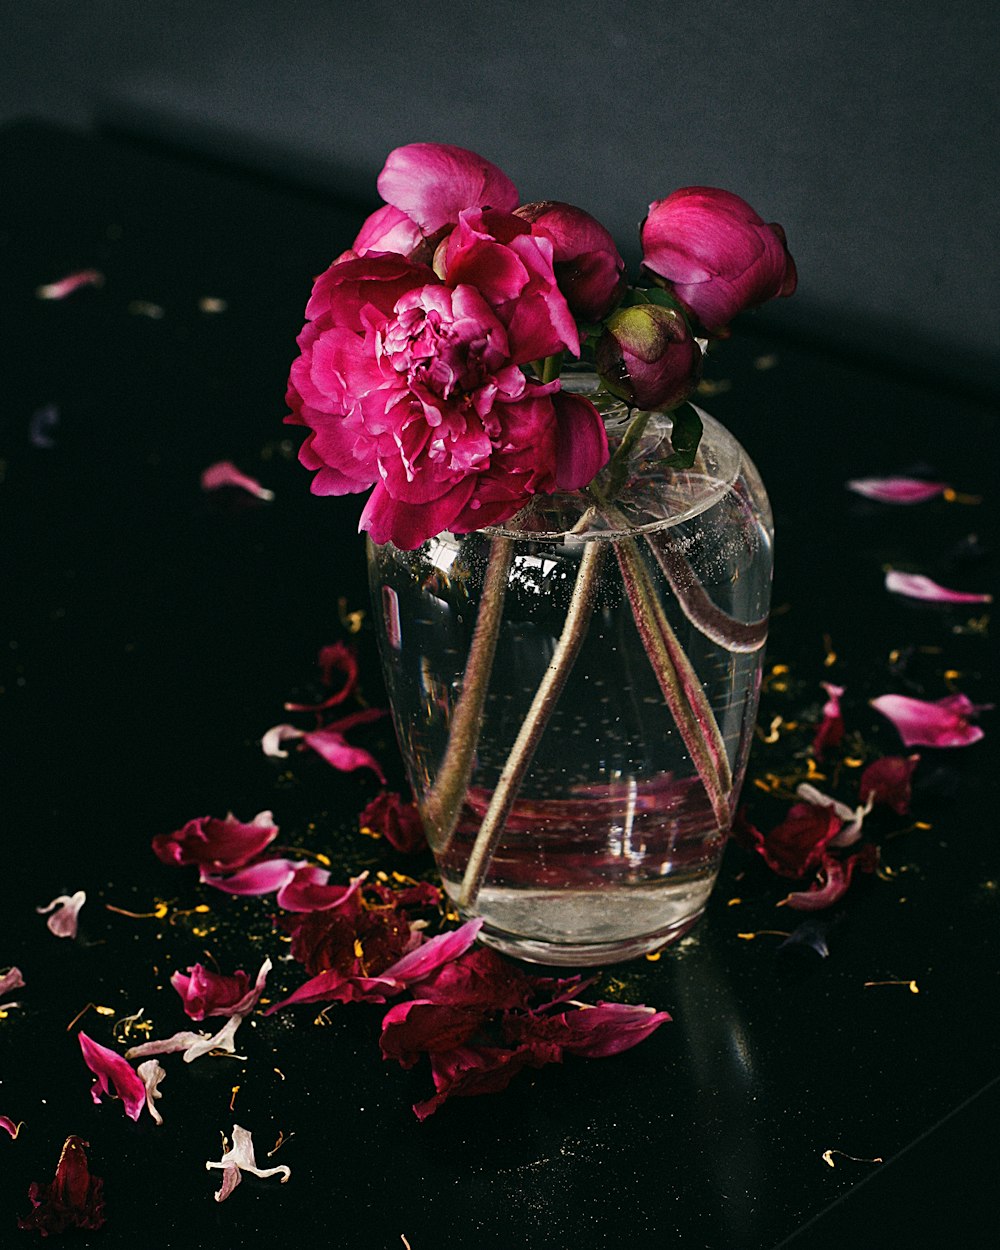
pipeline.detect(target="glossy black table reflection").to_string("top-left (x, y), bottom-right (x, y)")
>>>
top-left (1, 121), bottom-right (997, 1249)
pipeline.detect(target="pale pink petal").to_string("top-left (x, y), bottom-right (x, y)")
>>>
top-left (846, 477), bottom-right (948, 504)
top-left (78, 1032), bottom-right (146, 1121)
top-left (872, 692), bottom-right (990, 747)
top-left (36, 890), bottom-right (86, 938)
top-left (125, 1015), bottom-right (244, 1064)
top-left (0, 967), bottom-right (25, 997)
top-left (200, 460), bottom-right (275, 501)
top-left (199, 858), bottom-right (300, 897)
top-left (206, 1124), bottom-right (290, 1201)
top-left (261, 723), bottom-right (304, 758)
top-left (36, 269), bottom-right (104, 299)
top-left (136, 1060), bottom-right (166, 1126)
top-left (884, 571), bottom-right (992, 604)
top-left (376, 918), bottom-right (484, 987)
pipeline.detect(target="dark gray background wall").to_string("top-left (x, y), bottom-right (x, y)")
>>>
top-left (3, 0), bottom-right (998, 395)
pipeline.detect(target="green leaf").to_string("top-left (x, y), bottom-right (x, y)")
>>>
top-left (657, 403), bottom-right (703, 470)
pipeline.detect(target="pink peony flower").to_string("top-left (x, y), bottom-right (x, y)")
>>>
top-left (595, 301), bottom-right (701, 410)
top-left (18, 1136), bottom-right (105, 1236)
top-left (288, 210), bottom-right (607, 549)
top-left (641, 187), bottom-right (796, 333)
top-left (871, 692), bottom-right (989, 748)
top-left (514, 200), bottom-right (626, 320)
top-left (152, 810), bottom-right (278, 871)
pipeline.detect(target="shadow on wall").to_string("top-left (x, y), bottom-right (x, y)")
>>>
top-left (4, 0), bottom-right (998, 400)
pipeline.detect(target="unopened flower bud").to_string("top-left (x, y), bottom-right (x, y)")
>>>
top-left (515, 200), bottom-right (626, 320)
top-left (596, 303), bottom-right (701, 410)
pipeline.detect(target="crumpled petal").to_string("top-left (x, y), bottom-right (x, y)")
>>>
top-left (1, 1114), bottom-right (21, 1139)
top-left (735, 802), bottom-right (843, 878)
top-left (206, 1124), bottom-right (291, 1201)
top-left (125, 1014), bottom-right (244, 1064)
top-left (152, 810), bottom-right (278, 870)
top-left (872, 692), bottom-right (989, 747)
top-left (812, 682), bottom-right (845, 759)
top-left (78, 1032), bottom-right (146, 1121)
top-left (884, 570), bottom-right (991, 604)
top-left (36, 890), bottom-right (86, 938)
top-left (783, 844), bottom-right (879, 911)
top-left (171, 957), bottom-right (272, 1020)
top-left (199, 857), bottom-right (300, 897)
top-left (0, 967), bottom-right (25, 998)
top-left (377, 143), bottom-right (519, 234)
top-left (17, 1136), bottom-right (105, 1235)
top-left (136, 1059), bottom-right (166, 1125)
top-left (505, 1001), bottom-right (671, 1058)
top-left (261, 723), bottom-right (304, 758)
top-left (795, 782), bottom-right (872, 848)
top-left (845, 477), bottom-right (948, 504)
top-left (200, 459), bottom-right (275, 501)
top-left (413, 1042), bottom-right (558, 1121)
top-left (301, 709), bottom-right (387, 781)
top-left (276, 866), bottom-right (367, 913)
top-left (358, 792), bottom-right (427, 854)
top-left (284, 641), bottom-right (359, 711)
top-left (859, 754), bottom-right (920, 815)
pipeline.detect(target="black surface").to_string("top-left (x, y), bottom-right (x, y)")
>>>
top-left (1, 121), bottom-right (997, 1249)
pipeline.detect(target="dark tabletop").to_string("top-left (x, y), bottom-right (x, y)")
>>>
top-left (1, 121), bottom-right (997, 1249)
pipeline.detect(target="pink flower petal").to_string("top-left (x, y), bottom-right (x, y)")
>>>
top-left (1, 1115), bottom-right (21, 1139)
top-left (508, 1001), bottom-right (672, 1058)
top-left (783, 845), bottom-right (878, 911)
top-left (284, 641), bottom-right (359, 711)
top-left (276, 866), bottom-right (367, 913)
top-left (36, 890), bottom-right (86, 938)
top-left (152, 810), bottom-right (278, 870)
top-left (78, 1032), bottom-right (146, 1121)
top-left (859, 754), bottom-right (921, 815)
top-left (302, 709), bottom-right (387, 781)
top-left (377, 143), bottom-right (519, 234)
top-left (884, 571), bottom-right (992, 604)
top-left (0, 967), bottom-right (25, 998)
top-left (199, 858), bottom-right (300, 896)
top-left (136, 1059), bottom-right (166, 1126)
top-left (200, 459), bottom-right (275, 501)
top-left (795, 783), bottom-right (872, 848)
top-left (171, 957), bottom-right (272, 1020)
top-left (845, 477), bottom-right (948, 504)
top-left (812, 682), bottom-right (845, 759)
top-left (206, 1125), bottom-right (290, 1202)
top-left (36, 269), bottom-right (104, 300)
top-left (872, 692), bottom-right (990, 747)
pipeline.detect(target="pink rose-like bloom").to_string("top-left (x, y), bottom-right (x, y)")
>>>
top-left (152, 810), bottom-right (278, 872)
top-left (288, 213), bottom-right (607, 550)
top-left (872, 692), bottom-right (990, 748)
top-left (641, 187), bottom-right (796, 333)
top-left (595, 302), bottom-right (701, 410)
top-left (514, 200), bottom-right (626, 320)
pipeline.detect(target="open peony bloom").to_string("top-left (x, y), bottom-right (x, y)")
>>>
top-left (640, 187), bottom-right (796, 334)
top-left (872, 692), bottom-right (989, 747)
top-left (18, 1136), bottom-right (105, 1235)
top-left (152, 810), bottom-right (278, 871)
top-left (287, 143), bottom-right (609, 550)
top-left (206, 1124), bottom-right (291, 1202)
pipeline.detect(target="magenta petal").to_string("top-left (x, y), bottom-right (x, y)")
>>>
top-left (302, 712), bottom-right (387, 782)
top-left (200, 460), bottom-right (275, 501)
top-left (152, 810), bottom-right (279, 871)
top-left (552, 391), bottom-right (609, 490)
top-left (846, 477), bottom-right (948, 504)
top-left (512, 1001), bottom-right (671, 1058)
top-left (859, 754), bottom-right (920, 815)
top-left (377, 918), bottom-right (484, 989)
top-left (276, 866), bottom-right (366, 913)
top-left (377, 143), bottom-right (518, 234)
top-left (1, 1114), bottom-right (19, 1139)
top-left (872, 692), bottom-right (989, 747)
top-left (78, 1032), bottom-right (146, 1121)
top-left (36, 269), bottom-right (104, 300)
top-left (200, 858), bottom-right (300, 896)
top-left (885, 571), bottom-right (992, 604)
top-left (172, 957), bottom-right (272, 1020)
top-left (783, 846), bottom-right (877, 911)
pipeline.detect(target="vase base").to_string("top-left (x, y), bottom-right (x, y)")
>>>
top-left (472, 908), bottom-right (704, 967)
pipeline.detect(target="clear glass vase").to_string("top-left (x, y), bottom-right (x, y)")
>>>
top-left (367, 397), bottom-right (773, 965)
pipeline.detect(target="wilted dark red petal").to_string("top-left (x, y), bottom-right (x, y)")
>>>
top-left (413, 1042), bottom-right (560, 1120)
top-left (358, 792), bottom-right (428, 854)
top-left (379, 1000), bottom-right (486, 1068)
top-left (859, 754), bottom-right (921, 815)
top-left (152, 810), bottom-right (278, 870)
top-left (738, 802), bottom-right (843, 879)
top-left (783, 844), bottom-right (879, 911)
top-left (18, 1136), bottom-right (105, 1235)
top-left (417, 945), bottom-right (539, 1010)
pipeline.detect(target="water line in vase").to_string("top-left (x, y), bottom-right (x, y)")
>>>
top-left (456, 539), bottom-right (605, 911)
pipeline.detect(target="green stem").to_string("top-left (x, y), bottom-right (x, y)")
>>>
top-left (456, 539), bottom-right (605, 910)
top-left (540, 352), bottom-right (564, 384)
top-left (421, 536), bottom-right (515, 854)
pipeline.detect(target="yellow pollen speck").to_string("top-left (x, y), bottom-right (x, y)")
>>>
top-left (229, 1085), bottom-right (240, 1111)
top-left (353, 939), bottom-right (364, 959)
top-left (727, 897), bottom-right (742, 907)
top-left (644, 951), bottom-right (662, 962)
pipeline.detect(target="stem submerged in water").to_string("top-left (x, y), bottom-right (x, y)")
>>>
top-left (421, 536), bottom-right (515, 854)
top-left (456, 540), bottom-right (605, 910)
